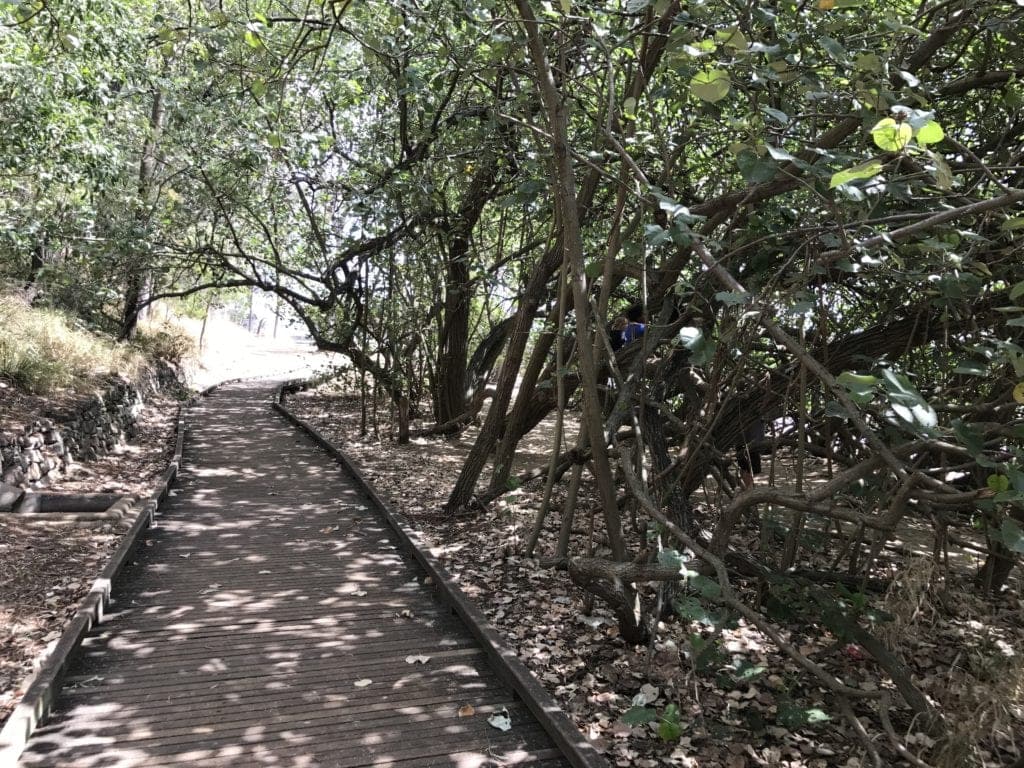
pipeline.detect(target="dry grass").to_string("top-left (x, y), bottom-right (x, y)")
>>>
top-left (0, 295), bottom-right (195, 395)
top-left (0, 295), bottom-right (139, 393)
top-left (934, 641), bottom-right (1024, 768)
top-left (879, 557), bottom-right (944, 649)
top-left (878, 558), bottom-right (1023, 767)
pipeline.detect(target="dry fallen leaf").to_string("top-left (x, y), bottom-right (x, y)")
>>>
top-left (405, 655), bottom-right (430, 664)
top-left (353, 679), bottom-right (372, 688)
top-left (457, 705), bottom-right (475, 717)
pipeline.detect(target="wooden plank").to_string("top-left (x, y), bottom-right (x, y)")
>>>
top-left (51, 676), bottom-right (513, 723)
top-left (14, 381), bottom-right (578, 768)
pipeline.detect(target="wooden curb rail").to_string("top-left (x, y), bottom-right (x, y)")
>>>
top-left (0, 403), bottom-right (188, 768)
top-left (273, 381), bottom-right (610, 768)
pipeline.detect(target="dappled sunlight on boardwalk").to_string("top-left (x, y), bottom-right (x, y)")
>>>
top-left (17, 382), bottom-right (570, 768)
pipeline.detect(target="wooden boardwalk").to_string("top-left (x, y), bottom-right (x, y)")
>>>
top-left (16, 382), bottom-right (575, 768)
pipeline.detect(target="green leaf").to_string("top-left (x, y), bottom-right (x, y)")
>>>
top-left (1010, 281), bottom-right (1024, 301)
top-left (760, 106), bottom-right (790, 125)
top-left (765, 145), bottom-right (798, 162)
top-left (690, 69), bottom-right (731, 103)
top-left (657, 548), bottom-right (686, 570)
top-left (558, 0), bottom-right (571, 13)
top-left (715, 27), bottom-right (747, 50)
top-left (645, 224), bottom-right (672, 246)
top-left (1002, 217), bottom-right (1024, 232)
top-left (829, 160), bottom-right (882, 188)
top-left (621, 706), bottom-right (658, 725)
top-left (818, 36), bottom-right (848, 62)
top-left (880, 368), bottom-right (937, 431)
top-left (837, 371), bottom-right (878, 403)
top-left (915, 120), bottom-right (944, 145)
top-left (997, 518), bottom-right (1024, 554)
top-left (854, 53), bottom-right (882, 72)
top-left (777, 702), bottom-right (831, 728)
top-left (737, 150), bottom-right (777, 183)
top-left (927, 150), bottom-right (954, 190)
top-left (622, 96), bottom-right (637, 120)
top-left (673, 596), bottom-right (721, 627)
top-left (953, 359), bottom-right (988, 376)
top-left (688, 573), bottom-right (723, 600)
top-left (658, 704), bottom-right (683, 741)
top-left (715, 290), bottom-right (751, 306)
top-left (871, 118), bottom-right (912, 151)
top-left (731, 660), bottom-right (767, 681)
top-left (988, 474), bottom-right (1010, 493)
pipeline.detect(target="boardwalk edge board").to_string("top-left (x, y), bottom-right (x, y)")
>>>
top-left (0, 402), bottom-right (188, 768)
top-left (274, 381), bottom-right (611, 768)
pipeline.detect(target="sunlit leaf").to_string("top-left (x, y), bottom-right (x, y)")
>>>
top-left (830, 160), bottom-right (883, 188)
top-left (715, 27), bottom-right (747, 50)
top-left (915, 120), bottom-right (944, 145)
top-left (871, 118), bottom-right (912, 151)
top-left (690, 68), bottom-right (731, 102)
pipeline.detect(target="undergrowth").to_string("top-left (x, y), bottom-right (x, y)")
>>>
top-left (0, 295), bottom-right (194, 394)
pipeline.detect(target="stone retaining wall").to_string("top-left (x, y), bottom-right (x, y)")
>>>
top-left (0, 363), bottom-right (180, 487)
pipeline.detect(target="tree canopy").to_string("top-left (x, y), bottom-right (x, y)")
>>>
top-left (3, 0), bottom-right (1024, 762)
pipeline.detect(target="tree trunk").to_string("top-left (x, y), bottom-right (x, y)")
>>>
top-left (120, 88), bottom-right (165, 340)
top-left (437, 151), bottom-right (502, 423)
top-left (514, 0), bottom-right (626, 562)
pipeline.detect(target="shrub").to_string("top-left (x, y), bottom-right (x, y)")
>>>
top-left (132, 319), bottom-right (197, 368)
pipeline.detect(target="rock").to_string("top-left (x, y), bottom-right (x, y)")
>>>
top-left (15, 492), bottom-right (40, 513)
top-left (0, 482), bottom-right (24, 512)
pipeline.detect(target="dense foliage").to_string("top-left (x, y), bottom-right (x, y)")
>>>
top-left (2, 0), bottom-right (1023, 762)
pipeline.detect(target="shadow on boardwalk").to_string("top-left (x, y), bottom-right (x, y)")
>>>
top-left (16, 382), bottom-right (572, 768)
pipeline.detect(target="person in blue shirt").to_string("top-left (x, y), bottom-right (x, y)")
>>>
top-left (610, 305), bottom-right (646, 350)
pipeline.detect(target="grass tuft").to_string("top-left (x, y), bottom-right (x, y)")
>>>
top-left (0, 295), bottom-right (142, 394)
top-left (132, 318), bottom-right (197, 368)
